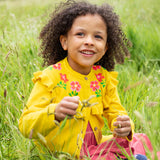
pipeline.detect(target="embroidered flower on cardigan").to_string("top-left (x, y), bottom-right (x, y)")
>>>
top-left (95, 73), bottom-right (106, 88)
top-left (60, 73), bottom-right (68, 83)
top-left (90, 81), bottom-right (99, 91)
top-left (53, 63), bottom-right (61, 70)
top-left (90, 81), bottom-right (102, 97)
top-left (69, 81), bottom-right (81, 96)
top-left (92, 65), bottom-right (101, 70)
top-left (95, 73), bottom-right (104, 82)
top-left (54, 73), bottom-right (68, 90)
top-left (70, 81), bottom-right (81, 92)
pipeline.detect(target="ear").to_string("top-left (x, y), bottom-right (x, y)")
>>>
top-left (60, 35), bottom-right (68, 50)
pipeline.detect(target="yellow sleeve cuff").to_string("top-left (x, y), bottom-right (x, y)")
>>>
top-left (126, 119), bottom-right (134, 141)
top-left (47, 103), bottom-right (57, 115)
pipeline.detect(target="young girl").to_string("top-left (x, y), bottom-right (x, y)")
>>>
top-left (19, 0), bottom-right (149, 159)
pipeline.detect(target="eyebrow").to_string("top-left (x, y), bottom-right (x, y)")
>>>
top-left (95, 31), bottom-right (105, 34)
top-left (74, 27), bottom-right (105, 34)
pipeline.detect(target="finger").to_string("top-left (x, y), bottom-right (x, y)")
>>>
top-left (114, 131), bottom-right (130, 137)
top-left (60, 100), bottom-right (79, 110)
top-left (114, 126), bottom-right (131, 135)
top-left (116, 115), bottom-right (130, 121)
top-left (113, 122), bottom-right (121, 128)
top-left (114, 120), bottom-right (131, 128)
top-left (114, 127), bottom-right (131, 137)
top-left (60, 107), bottom-right (77, 116)
top-left (63, 96), bottom-right (80, 104)
top-left (55, 112), bottom-right (66, 121)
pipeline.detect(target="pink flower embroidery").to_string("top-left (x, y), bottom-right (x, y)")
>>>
top-left (95, 73), bottom-right (104, 82)
top-left (53, 63), bottom-right (61, 70)
top-left (92, 65), bottom-right (101, 70)
top-left (90, 81), bottom-right (100, 91)
top-left (60, 73), bottom-right (68, 83)
top-left (70, 81), bottom-right (81, 92)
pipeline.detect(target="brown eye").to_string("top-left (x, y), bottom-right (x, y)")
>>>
top-left (76, 32), bottom-right (84, 36)
top-left (95, 35), bottom-right (102, 39)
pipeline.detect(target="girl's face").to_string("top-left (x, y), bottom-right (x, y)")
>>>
top-left (60, 14), bottom-right (107, 75)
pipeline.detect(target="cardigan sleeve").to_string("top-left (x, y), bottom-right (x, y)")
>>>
top-left (103, 71), bottom-right (134, 141)
top-left (19, 70), bottom-right (58, 139)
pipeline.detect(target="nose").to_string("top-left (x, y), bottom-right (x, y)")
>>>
top-left (84, 35), bottom-right (94, 46)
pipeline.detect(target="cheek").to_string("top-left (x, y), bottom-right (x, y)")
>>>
top-left (98, 42), bottom-right (107, 51)
top-left (103, 44), bottom-right (108, 53)
top-left (101, 45), bottom-right (107, 54)
top-left (100, 46), bottom-right (107, 57)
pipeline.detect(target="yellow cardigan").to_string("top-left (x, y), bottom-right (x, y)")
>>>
top-left (19, 57), bottom-right (134, 158)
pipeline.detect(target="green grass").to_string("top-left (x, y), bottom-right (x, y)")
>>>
top-left (0, 0), bottom-right (160, 159)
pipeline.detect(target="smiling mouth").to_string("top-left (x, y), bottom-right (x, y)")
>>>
top-left (80, 51), bottom-right (95, 55)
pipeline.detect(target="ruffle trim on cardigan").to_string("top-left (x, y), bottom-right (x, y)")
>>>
top-left (32, 70), bottom-right (56, 92)
top-left (106, 71), bottom-right (119, 93)
top-left (102, 71), bottom-right (119, 108)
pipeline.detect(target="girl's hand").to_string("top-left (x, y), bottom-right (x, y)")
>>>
top-left (113, 115), bottom-right (131, 137)
top-left (55, 96), bottom-right (79, 121)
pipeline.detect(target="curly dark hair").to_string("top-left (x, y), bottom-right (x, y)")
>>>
top-left (39, 0), bottom-right (131, 71)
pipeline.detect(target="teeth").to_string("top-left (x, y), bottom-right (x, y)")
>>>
top-left (81, 51), bottom-right (94, 55)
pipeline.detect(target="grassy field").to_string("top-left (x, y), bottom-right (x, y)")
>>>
top-left (0, 0), bottom-right (160, 159)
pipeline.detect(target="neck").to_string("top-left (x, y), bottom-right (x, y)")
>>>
top-left (72, 66), bottom-right (91, 75)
